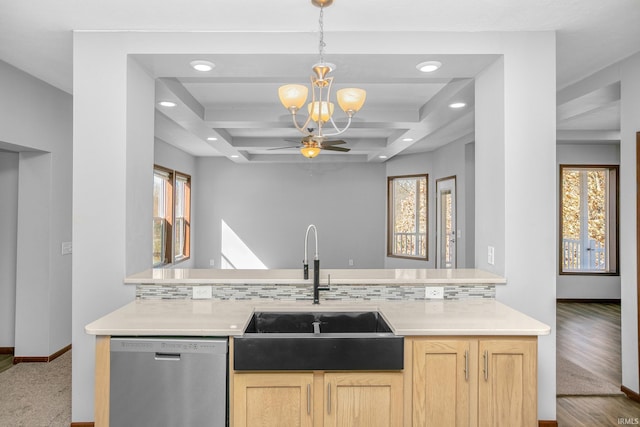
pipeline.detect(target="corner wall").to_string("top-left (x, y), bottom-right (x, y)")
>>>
top-left (0, 152), bottom-right (18, 347)
top-left (620, 51), bottom-right (640, 394)
top-left (0, 60), bottom-right (72, 357)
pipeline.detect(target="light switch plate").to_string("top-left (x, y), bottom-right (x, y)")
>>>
top-left (61, 242), bottom-right (72, 255)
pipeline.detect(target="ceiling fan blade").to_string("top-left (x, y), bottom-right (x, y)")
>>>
top-left (267, 145), bottom-right (300, 150)
top-left (321, 146), bottom-right (350, 152)
top-left (321, 139), bottom-right (347, 146)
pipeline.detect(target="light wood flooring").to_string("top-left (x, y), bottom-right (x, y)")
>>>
top-left (557, 301), bottom-right (640, 426)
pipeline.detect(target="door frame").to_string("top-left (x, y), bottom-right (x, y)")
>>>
top-left (436, 175), bottom-right (457, 269)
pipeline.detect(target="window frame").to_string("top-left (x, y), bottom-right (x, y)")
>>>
top-left (173, 171), bottom-right (191, 263)
top-left (558, 164), bottom-right (619, 276)
top-left (387, 173), bottom-right (429, 261)
top-left (153, 165), bottom-right (191, 267)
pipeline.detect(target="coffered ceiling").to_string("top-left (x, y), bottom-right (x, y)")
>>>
top-left (1, 0), bottom-right (638, 161)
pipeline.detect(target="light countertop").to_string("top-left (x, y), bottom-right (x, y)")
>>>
top-left (85, 299), bottom-right (549, 337)
top-left (125, 268), bottom-right (507, 285)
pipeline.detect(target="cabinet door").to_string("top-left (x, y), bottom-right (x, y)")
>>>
top-left (323, 372), bottom-right (403, 427)
top-left (477, 339), bottom-right (537, 427)
top-left (412, 339), bottom-right (472, 427)
top-left (234, 372), bottom-right (314, 427)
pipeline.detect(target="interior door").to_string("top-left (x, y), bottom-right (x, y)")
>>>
top-left (436, 176), bottom-right (457, 268)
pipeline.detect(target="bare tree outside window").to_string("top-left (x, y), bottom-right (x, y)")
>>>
top-left (560, 165), bottom-right (618, 274)
top-left (387, 174), bottom-right (428, 260)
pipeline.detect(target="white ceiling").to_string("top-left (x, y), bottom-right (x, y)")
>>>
top-left (2, 0), bottom-right (638, 162)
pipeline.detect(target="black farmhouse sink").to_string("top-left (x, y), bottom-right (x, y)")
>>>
top-left (233, 311), bottom-right (404, 371)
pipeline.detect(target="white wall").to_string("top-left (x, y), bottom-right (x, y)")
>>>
top-left (195, 158), bottom-right (386, 269)
top-left (620, 52), bottom-right (640, 394)
top-left (0, 152), bottom-right (18, 348)
top-left (72, 30), bottom-right (557, 422)
top-left (556, 143), bottom-right (621, 299)
top-left (0, 60), bottom-right (72, 357)
top-left (155, 138), bottom-right (197, 268)
top-left (475, 34), bottom-right (557, 419)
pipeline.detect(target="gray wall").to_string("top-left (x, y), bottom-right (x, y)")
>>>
top-left (0, 60), bottom-right (72, 356)
top-left (187, 138), bottom-right (474, 271)
top-left (194, 158), bottom-right (386, 269)
top-left (0, 152), bottom-right (18, 347)
top-left (556, 142), bottom-right (621, 299)
top-left (383, 137), bottom-right (474, 269)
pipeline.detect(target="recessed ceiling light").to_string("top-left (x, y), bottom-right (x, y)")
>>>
top-left (402, 138), bottom-right (414, 142)
top-left (190, 60), bottom-right (215, 72)
top-left (207, 137), bottom-right (218, 141)
top-left (230, 155), bottom-right (239, 158)
top-left (449, 102), bottom-right (466, 109)
top-left (416, 61), bottom-right (442, 73)
top-left (158, 101), bottom-right (177, 107)
top-left (379, 155), bottom-right (388, 159)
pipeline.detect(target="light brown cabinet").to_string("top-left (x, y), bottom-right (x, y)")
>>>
top-left (477, 339), bottom-right (537, 427)
top-left (233, 372), bottom-right (314, 427)
top-left (232, 371), bottom-right (403, 427)
top-left (410, 337), bottom-right (537, 427)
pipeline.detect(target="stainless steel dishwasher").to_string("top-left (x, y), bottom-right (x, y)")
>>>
top-left (110, 337), bottom-right (228, 427)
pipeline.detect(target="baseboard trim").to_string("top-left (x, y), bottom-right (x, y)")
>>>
top-left (557, 298), bottom-right (621, 304)
top-left (539, 421), bottom-right (558, 427)
top-left (13, 344), bottom-right (71, 365)
top-left (70, 423), bottom-right (95, 427)
top-left (622, 385), bottom-right (640, 403)
top-left (0, 347), bottom-right (15, 355)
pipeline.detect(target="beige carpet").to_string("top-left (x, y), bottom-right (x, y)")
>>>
top-left (0, 350), bottom-right (71, 427)
top-left (557, 355), bottom-right (623, 396)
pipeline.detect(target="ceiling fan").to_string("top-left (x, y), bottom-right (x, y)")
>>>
top-left (269, 134), bottom-right (351, 158)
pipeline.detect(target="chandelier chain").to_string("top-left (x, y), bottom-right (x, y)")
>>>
top-left (318, 6), bottom-right (326, 63)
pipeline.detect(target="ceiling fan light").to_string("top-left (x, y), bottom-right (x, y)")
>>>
top-left (307, 101), bottom-right (334, 123)
top-left (336, 88), bottom-right (366, 114)
top-left (301, 146), bottom-right (321, 158)
top-left (278, 84), bottom-right (309, 111)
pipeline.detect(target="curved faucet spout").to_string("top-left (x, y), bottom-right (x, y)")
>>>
top-left (304, 224), bottom-right (319, 265)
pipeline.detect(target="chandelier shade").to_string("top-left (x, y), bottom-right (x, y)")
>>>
top-left (336, 88), bottom-right (366, 115)
top-left (278, 84), bottom-right (308, 111)
top-left (308, 101), bottom-right (334, 123)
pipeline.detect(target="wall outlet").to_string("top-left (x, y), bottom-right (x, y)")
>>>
top-left (209, 259), bottom-right (215, 267)
top-left (425, 286), bottom-right (444, 299)
top-left (192, 286), bottom-right (213, 299)
top-left (348, 259), bottom-right (354, 266)
top-left (487, 246), bottom-right (495, 265)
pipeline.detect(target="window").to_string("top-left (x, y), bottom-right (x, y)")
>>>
top-left (153, 166), bottom-right (191, 266)
top-left (387, 174), bottom-right (428, 260)
top-left (560, 165), bottom-right (618, 275)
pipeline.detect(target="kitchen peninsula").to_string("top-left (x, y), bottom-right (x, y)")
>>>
top-left (86, 268), bottom-right (549, 426)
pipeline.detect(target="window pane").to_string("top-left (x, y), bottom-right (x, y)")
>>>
top-left (153, 171), bottom-right (169, 265)
top-left (388, 175), bottom-right (428, 259)
top-left (174, 173), bottom-right (190, 261)
top-left (560, 166), bottom-right (617, 274)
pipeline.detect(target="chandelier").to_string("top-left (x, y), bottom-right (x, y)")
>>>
top-left (277, 0), bottom-right (366, 154)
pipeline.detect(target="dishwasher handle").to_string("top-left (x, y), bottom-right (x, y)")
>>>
top-left (154, 352), bottom-right (181, 361)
